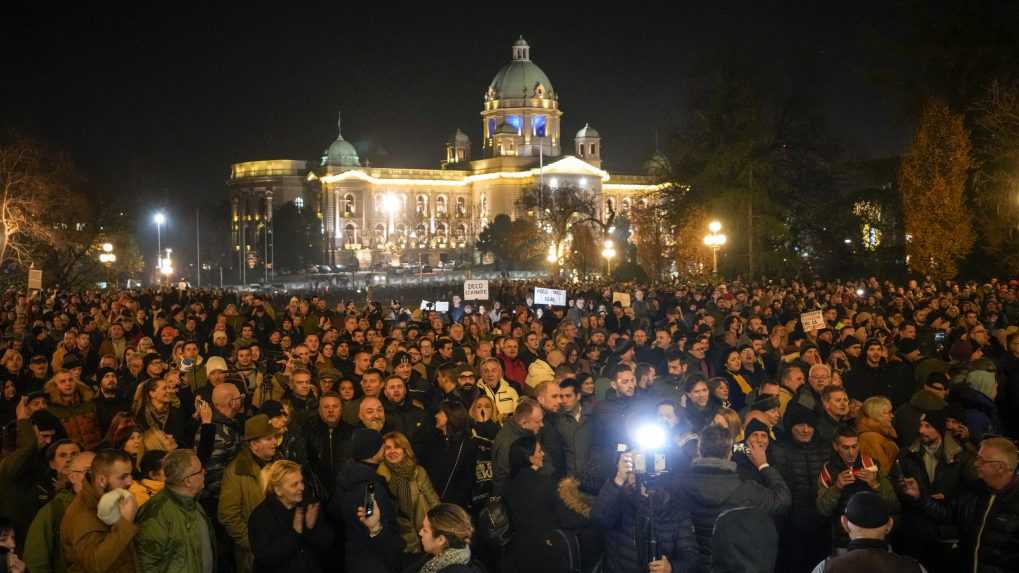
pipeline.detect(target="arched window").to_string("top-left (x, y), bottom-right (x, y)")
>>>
top-left (436, 222), bottom-right (448, 241)
top-left (415, 223), bottom-right (427, 238)
top-left (436, 195), bottom-right (447, 216)
top-left (343, 223), bottom-right (358, 246)
top-left (621, 197), bottom-right (632, 215)
top-left (395, 223), bottom-right (406, 239)
top-left (454, 223), bottom-right (467, 240)
top-left (343, 194), bottom-right (355, 216)
top-left (637, 198), bottom-right (648, 210)
top-left (374, 223), bottom-right (386, 244)
top-left (416, 194), bottom-right (428, 216)
top-left (455, 197), bottom-right (466, 218)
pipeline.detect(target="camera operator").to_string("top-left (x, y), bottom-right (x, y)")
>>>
top-left (592, 446), bottom-right (698, 573)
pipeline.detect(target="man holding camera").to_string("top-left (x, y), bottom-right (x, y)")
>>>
top-left (673, 424), bottom-right (791, 569)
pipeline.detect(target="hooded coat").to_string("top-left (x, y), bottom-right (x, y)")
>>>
top-left (45, 379), bottom-right (102, 449)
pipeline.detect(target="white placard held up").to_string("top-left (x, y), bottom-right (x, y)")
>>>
top-left (612, 292), bottom-right (631, 307)
top-left (534, 287), bottom-right (567, 306)
top-left (800, 310), bottom-right (825, 332)
top-left (435, 301), bottom-right (450, 312)
top-left (464, 280), bottom-right (489, 301)
top-left (420, 300), bottom-right (433, 310)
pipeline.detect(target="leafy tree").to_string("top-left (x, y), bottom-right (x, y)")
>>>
top-left (970, 81), bottom-right (1019, 274)
top-left (898, 99), bottom-right (974, 281)
top-left (476, 214), bottom-right (542, 269)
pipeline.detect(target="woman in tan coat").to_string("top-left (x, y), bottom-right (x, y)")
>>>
top-left (856, 395), bottom-right (900, 476)
top-left (376, 431), bottom-right (440, 553)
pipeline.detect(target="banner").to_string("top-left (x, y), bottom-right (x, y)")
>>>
top-left (800, 310), bottom-right (825, 332)
top-left (534, 287), bottom-right (567, 306)
top-left (464, 279), bottom-right (489, 301)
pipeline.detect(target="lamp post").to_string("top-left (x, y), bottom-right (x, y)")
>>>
top-left (153, 212), bottom-right (166, 279)
top-left (382, 194), bottom-right (401, 269)
top-left (703, 220), bottom-right (727, 275)
top-left (99, 243), bottom-right (117, 288)
top-left (601, 239), bottom-right (616, 277)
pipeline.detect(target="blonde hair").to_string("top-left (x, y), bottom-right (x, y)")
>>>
top-left (382, 431), bottom-right (417, 464)
top-left (470, 394), bottom-right (501, 424)
top-left (426, 503), bottom-right (474, 549)
top-left (260, 459), bottom-right (302, 495)
top-left (714, 407), bottom-right (744, 443)
top-left (982, 437), bottom-right (1019, 471)
top-left (861, 396), bottom-right (892, 421)
top-left (142, 428), bottom-right (176, 452)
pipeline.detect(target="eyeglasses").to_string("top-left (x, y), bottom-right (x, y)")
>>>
top-left (183, 467), bottom-right (206, 481)
top-left (974, 456), bottom-right (1006, 467)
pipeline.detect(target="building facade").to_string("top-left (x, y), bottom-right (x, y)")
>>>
top-left (230, 38), bottom-right (660, 273)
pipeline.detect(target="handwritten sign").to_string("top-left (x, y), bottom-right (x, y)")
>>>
top-left (801, 310), bottom-right (825, 332)
top-left (28, 270), bottom-right (42, 291)
top-left (612, 292), bottom-right (631, 308)
top-left (534, 287), bottom-right (567, 306)
top-left (435, 301), bottom-right (450, 312)
top-left (464, 280), bottom-right (489, 301)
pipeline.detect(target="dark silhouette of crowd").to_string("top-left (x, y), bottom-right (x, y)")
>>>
top-left (1, 276), bottom-right (1018, 573)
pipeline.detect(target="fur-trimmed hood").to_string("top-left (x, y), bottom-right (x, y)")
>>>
top-left (558, 476), bottom-right (593, 518)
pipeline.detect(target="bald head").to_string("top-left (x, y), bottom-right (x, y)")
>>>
top-left (212, 383), bottom-right (241, 417)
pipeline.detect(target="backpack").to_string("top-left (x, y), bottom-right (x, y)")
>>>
top-left (477, 496), bottom-right (511, 548)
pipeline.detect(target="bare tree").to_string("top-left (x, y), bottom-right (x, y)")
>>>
top-left (0, 133), bottom-right (64, 265)
top-left (516, 184), bottom-right (607, 275)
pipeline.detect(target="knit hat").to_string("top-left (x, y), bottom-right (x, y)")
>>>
top-left (921, 409), bottom-right (947, 435)
top-left (30, 410), bottom-right (64, 434)
top-left (943, 402), bottom-right (967, 424)
top-left (94, 367), bottom-right (118, 386)
top-left (205, 356), bottom-right (228, 375)
top-left (844, 491), bottom-right (890, 528)
top-left (783, 402), bottom-right (818, 429)
top-left (97, 488), bottom-right (132, 526)
top-left (61, 354), bottom-right (82, 371)
top-left (744, 418), bottom-right (771, 439)
top-left (259, 400), bottom-right (286, 420)
top-left (864, 338), bottom-right (884, 353)
top-left (141, 353), bottom-right (162, 372)
top-left (350, 428), bottom-right (384, 461)
top-left (613, 340), bottom-right (635, 356)
top-left (711, 507), bottom-right (778, 573)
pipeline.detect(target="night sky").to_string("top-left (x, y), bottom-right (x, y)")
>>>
top-left (5, 3), bottom-right (921, 254)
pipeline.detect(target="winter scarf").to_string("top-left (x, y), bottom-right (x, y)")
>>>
top-left (420, 547), bottom-right (471, 573)
top-left (383, 457), bottom-right (417, 520)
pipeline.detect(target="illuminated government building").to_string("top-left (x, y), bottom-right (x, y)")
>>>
top-left (229, 38), bottom-right (659, 275)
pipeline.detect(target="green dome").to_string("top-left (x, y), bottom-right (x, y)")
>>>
top-left (487, 38), bottom-right (555, 100)
top-left (321, 112), bottom-right (360, 167)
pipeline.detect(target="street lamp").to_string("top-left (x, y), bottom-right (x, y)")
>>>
top-left (703, 220), bottom-right (727, 274)
top-left (601, 239), bottom-right (616, 277)
top-left (153, 212), bottom-right (167, 277)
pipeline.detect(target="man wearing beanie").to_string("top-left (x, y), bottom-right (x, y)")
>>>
top-left (92, 367), bottom-right (129, 435)
top-left (886, 337), bottom-right (925, 408)
top-left (329, 428), bottom-right (403, 573)
top-left (844, 339), bottom-right (891, 402)
top-left (811, 491), bottom-right (926, 572)
top-left (772, 402), bottom-right (832, 572)
top-left (897, 409), bottom-right (975, 572)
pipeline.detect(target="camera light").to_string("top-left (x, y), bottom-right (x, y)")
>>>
top-left (856, 288), bottom-right (865, 296)
top-left (633, 423), bottom-right (667, 450)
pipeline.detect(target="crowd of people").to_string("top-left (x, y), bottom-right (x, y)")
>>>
top-left (0, 276), bottom-right (1017, 573)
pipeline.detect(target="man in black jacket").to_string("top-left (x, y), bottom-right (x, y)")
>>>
top-left (303, 393), bottom-right (352, 500)
top-left (902, 436), bottom-right (1019, 573)
top-left (811, 491), bottom-right (926, 572)
top-left (673, 424), bottom-right (791, 570)
top-left (329, 428), bottom-right (403, 573)
top-left (381, 375), bottom-right (426, 442)
top-left (772, 402), bottom-right (831, 572)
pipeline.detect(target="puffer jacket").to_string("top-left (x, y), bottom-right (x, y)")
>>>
top-left (135, 488), bottom-right (217, 573)
top-left (45, 380), bottom-right (102, 449)
top-left (920, 476), bottom-right (1019, 573)
top-left (593, 478), bottom-right (699, 573)
top-left (303, 417), bottom-right (353, 499)
top-left (770, 433), bottom-right (829, 531)
top-left (856, 415), bottom-right (900, 476)
top-left (383, 399), bottom-right (427, 442)
top-left (329, 460), bottom-right (403, 573)
top-left (673, 457), bottom-right (791, 569)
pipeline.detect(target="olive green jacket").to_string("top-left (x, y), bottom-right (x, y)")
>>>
top-left (134, 488), bottom-right (216, 573)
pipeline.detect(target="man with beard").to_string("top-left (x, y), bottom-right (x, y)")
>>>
top-left (60, 449), bottom-right (138, 572)
top-left (382, 375), bottom-right (425, 442)
top-left (92, 367), bottom-right (129, 435)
